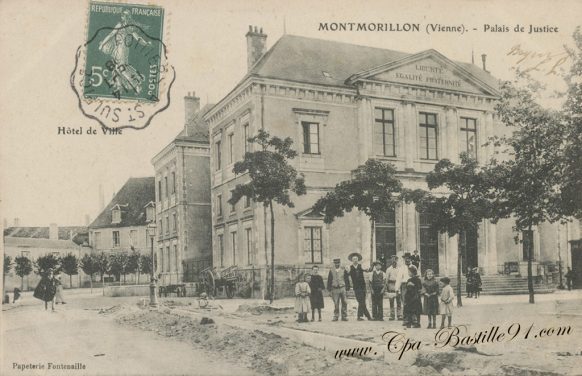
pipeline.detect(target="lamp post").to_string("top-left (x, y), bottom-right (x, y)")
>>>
top-left (147, 222), bottom-right (159, 308)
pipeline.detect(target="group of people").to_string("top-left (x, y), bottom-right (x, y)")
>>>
top-left (465, 266), bottom-right (482, 298)
top-left (33, 269), bottom-right (66, 311)
top-left (295, 252), bottom-right (455, 329)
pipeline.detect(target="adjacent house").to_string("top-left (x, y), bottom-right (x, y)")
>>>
top-left (151, 92), bottom-right (213, 286)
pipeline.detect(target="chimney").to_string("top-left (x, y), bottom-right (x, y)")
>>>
top-left (49, 223), bottom-right (58, 240)
top-left (13, 218), bottom-right (20, 227)
top-left (481, 54), bottom-right (488, 72)
top-left (184, 91), bottom-right (201, 124)
top-left (246, 25), bottom-right (267, 72)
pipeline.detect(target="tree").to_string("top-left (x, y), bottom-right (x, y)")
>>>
top-left (229, 129), bottom-right (306, 303)
top-left (128, 250), bottom-right (141, 284)
top-left (3, 255), bottom-right (13, 300)
top-left (35, 254), bottom-right (61, 275)
top-left (96, 252), bottom-right (109, 283)
top-left (313, 159), bottom-right (403, 264)
top-left (488, 76), bottom-right (566, 304)
top-left (14, 256), bottom-right (33, 290)
top-left (108, 252), bottom-right (130, 285)
top-left (140, 254), bottom-right (152, 278)
top-left (560, 27), bottom-right (582, 219)
top-left (403, 153), bottom-right (494, 307)
top-left (80, 254), bottom-right (99, 293)
top-left (61, 254), bottom-right (79, 288)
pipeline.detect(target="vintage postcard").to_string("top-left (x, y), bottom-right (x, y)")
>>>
top-left (1, 0), bottom-right (581, 375)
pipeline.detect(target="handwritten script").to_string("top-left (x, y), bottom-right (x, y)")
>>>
top-left (507, 44), bottom-right (572, 75)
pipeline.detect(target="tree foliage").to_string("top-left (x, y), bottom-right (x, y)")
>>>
top-left (108, 252), bottom-right (130, 283)
top-left (95, 252), bottom-right (109, 282)
top-left (229, 129), bottom-right (306, 302)
top-left (35, 254), bottom-right (61, 275)
top-left (61, 254), bottom-right (79, 288)
top-left (140, 254), bottom-right (153, 276)
top-left (80, 254), bottom-right (99, 292)
top-left (14, 256), bottom-right (33, 286)
top-left (4, 255), bottom-right (13, 275)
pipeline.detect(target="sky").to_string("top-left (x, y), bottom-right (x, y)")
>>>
top-left (0, 0), bottom-right (580, 227)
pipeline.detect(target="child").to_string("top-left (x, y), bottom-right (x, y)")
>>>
top-left (295, 274), bottom-right (311, 323)
top-left (403, 265), bottom-right (422, 328)
top-left (422, 269), bottom-right (439, 329)
top-left (439, 277), bottom-right (455, 329)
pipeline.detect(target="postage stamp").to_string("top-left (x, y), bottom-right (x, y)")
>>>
top-left (70, 1), bottom-right (175, 130)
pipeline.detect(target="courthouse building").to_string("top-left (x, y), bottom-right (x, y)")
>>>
top-left (204, 28), bottom-right (577, 289)
top-left (151, 93), bottom-right (213, 285)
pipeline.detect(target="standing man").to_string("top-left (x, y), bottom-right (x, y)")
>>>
top-left (369, 260), bottom-right (386, 321)
top-left (565, 267), bottom-right (574, 291)
top-left (396, 252), bottom-right (412, 320)
top-left (327, 258), bottom-right (350, 321)
top-left (411, 250), bottom-right (421, 272)
top-left (348, 252), bottom-right (372, 321)
top-left (385, 256), bottom-right (402, 320)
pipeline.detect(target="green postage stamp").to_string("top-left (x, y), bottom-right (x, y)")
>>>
top-left (71, 1), bottom-right (174, 130)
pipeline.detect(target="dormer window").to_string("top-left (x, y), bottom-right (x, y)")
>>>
top-left (144, 201), bottom-right (155, 222)
top-left (112, 208), bottom-right (121, 224)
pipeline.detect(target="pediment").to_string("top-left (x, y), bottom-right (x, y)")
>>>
top-left (295, 208), bottom-right (324, 220)
top-left (347, 50), bottom-right (499, 97)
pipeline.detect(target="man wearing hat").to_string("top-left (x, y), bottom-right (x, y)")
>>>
top-left (369, 260), bottom-right (386, 321)
top-left (396, 252), bottom-right (412, 318)
top-left (348, 252), bottom-right (372, 321)
top-left (385, 256), bottom-right (402, 320)
top-left (327, 258), bottom-right (351, 321)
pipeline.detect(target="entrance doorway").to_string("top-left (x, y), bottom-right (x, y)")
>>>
top-left (570, 240), bottom-right (582, 289)
top-left (460, 228), bottom-right (479, 273)
top-left (419, 211), bottom-right (439, 275)
top-left (375, 209), bottom-right (396, 269)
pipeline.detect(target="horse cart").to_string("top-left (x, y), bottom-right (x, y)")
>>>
top-left (199, 266), bottom-right (242, 298)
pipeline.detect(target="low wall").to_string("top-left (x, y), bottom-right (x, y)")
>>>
top-left (103, 284), bottom-right (151, 297)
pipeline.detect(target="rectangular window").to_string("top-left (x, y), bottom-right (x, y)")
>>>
top-left (158, 180), bottom-right (162, 202)
top-left (244, 196), bottom-right (251, 209)
top-left (172, 172), bottom-right (176, 194)
top-left (231, 231), bottom-right (237, 266)
top-left (243, 123), bottom-right (250, 154)
top-left (215, 140), bottom-right (222, 170)
top-left (303, 226), bottom-right (323, 264)
top-left (159, 248), bottom-right (164, 273)
top-left (230, 190), bottom-right (236, 213)
top-left (376, 209), bottom-right (396, 262)
top-left (459, 117), bottom-right (477, 159)
top-left (165, 216), bottom-right (169, 234)
top-left (173, 244), bottom-right (178, 272)
top-left (166, 246), bottom-right (171, 272)
top-left (218, 234), bottom-right (224, 267)
top-left (146, 206), bottom-right (154, 222)
top-left (164, 176), bottom-right (169, 198)
top-left (172, 213), bottom-right (177, 233)
top-left (217, 194), bottom-right (223, 217)
top-left (159, 220), bottom-right (162, 237)
top-left (228, 133), bottom-right (234, 164)
top-left (374, 108), bottom-right (396, 157)
top-left (246, 228), bottom-right (252, 265)
top-left (112, 231), bottom-right (120, 248)
top-left (302, 122), bottom-right (320, 154)
top-left (112, 209), bottom-right (121, 224)
top-left (419, 112), bottom-right (438, 160)
top-left (129, 230), bottom-right (137, 247)
top-left (94, 232), bottom-right (101, 248)
top-left (419, 211), bottom-right (439, 274)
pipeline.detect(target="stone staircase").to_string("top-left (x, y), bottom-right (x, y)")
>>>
top-left (449, 274), bottom-right (555, 295)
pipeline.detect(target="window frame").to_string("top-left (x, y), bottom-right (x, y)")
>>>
top-left (228, 132), bottom-right (234, 164)
top-left (112, 230), bottom-right (120, 248)
top-left (245, 228), bottom-right (252, 265)
top-left (217, 194), bottom-right (223, 217)
top-left (301, 121), bottom-right (320, 155)
top-left (231, 231), bottom-right (237, 266)
top-left (419, 112), bottom-right (439, 160)
top-left (217, 234), bottom-right (224, 267)
top-left (303, 226), bottom-right (323, 264)
top-left (243, 123), bottom-right (250, 154)
top-left (459, 117), bottom-right (478, 160)
top-left (374, 107), bottom-right (396, 157)
top-left (215, 140), bottom-right (222, 171)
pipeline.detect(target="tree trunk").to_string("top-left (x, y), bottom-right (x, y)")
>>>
top-left (136, 270), bottom-right (140, 285)
top-left (263, 205), bottom-right (268, 301)
top-left (90, 274), bottom-right (93, 294)
top-left (457, 232), bottom-right (464, 308)
top-left (527, 227), bottom-right (535, 304)
top-left (21, 276), bottom-right (24, 291)
top-left (70, 274), bottom-right (73, 289)
top-left (370, 218), bottom-right (375, 267)
top-left (269, 200), bottom-right (275, 304)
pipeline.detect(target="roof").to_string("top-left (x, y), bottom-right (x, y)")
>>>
top-left (89, 177), bottom-right (155, 229)
top-left (249, 34), bottom-right (499, 91)
top-left (174, 103), bottom-right (215, 143)
top-left (4, 226), bottom-right (89, 246)
top-left (4, 236), bottom-right (80, 250)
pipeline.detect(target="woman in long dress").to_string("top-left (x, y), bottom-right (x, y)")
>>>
top-left (33, 270), bottom-right (57, 311)
top-left (308, 266), bottom-right (325, 321)
top-left (54, 274), bottom-right (66, 305)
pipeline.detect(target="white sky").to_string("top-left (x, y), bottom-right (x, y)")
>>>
top-left (0, 0), bottom-right (580, 227)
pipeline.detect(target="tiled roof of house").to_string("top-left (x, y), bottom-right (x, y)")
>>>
top-left (248, 34), bottom-right (499, 90)
top-left (174, 103), bottom-right (215, 144)
top-left (4, 226), bottom-right (89, 246)
top-left (89, 177), bottom-right (155, 229)
top-left (4, 236), bottom-right (80, 250)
